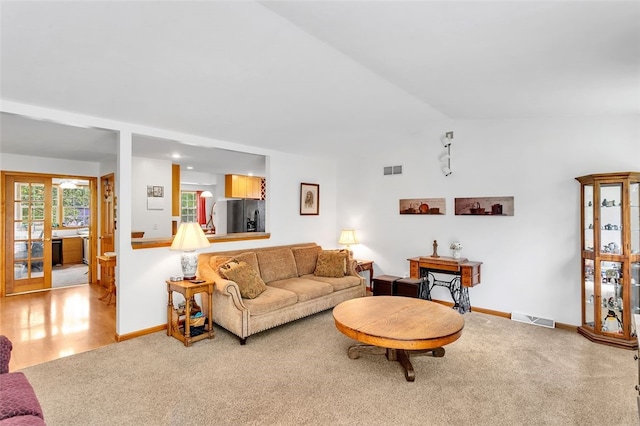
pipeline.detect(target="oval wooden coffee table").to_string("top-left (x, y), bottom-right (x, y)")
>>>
top-left (333, 296), bottom-right (464, 381)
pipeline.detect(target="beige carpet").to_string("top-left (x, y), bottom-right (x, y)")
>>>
top-left (20, 310), bottom-right (638, 425)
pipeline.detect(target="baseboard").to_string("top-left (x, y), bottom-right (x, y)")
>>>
top-left (116, 324), bottom-right (166, 342)
top-left (431, 298), bottom-right (577, 331)
top-left (114, 299), bottom-right (578, 342)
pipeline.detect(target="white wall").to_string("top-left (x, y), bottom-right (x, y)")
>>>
top-left (338, 116), bottom-right (640, 326)
top-left (131, 156), bottom-right (173, 238)
top-left (0, 153), bottom-right (100, 176)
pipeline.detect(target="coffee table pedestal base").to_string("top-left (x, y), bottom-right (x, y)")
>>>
top-left (347, 344), bottom-right (445, 382)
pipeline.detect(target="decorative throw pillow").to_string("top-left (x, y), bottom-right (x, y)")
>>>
top-left (326, 249), bottom-right (350, 274)
top-left (209, 256), bottom-right (232, 273)
top-left (219, 260), bottom-right (267, 299)
top-left (231, 252), bottom-right (260, 275)
top-left (314, 250), bottom-right (347, 278)
top-left (291, 246), bottom-right (322, 276)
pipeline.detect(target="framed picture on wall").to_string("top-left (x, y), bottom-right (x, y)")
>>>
top-left (300, 183), bottom-right (319, 215)
top-left (152, 186), bottom-right (164, 198)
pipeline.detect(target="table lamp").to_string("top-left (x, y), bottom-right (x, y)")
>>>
top-left (338, 229), bottom-right (359, 255)
top-left (170, 222), bottom-right (211, 280)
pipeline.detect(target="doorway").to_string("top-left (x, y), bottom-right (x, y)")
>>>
top-left (3, 174), bottom-right (52, 294)
top-left (1, 172), bottom-right (97, 296)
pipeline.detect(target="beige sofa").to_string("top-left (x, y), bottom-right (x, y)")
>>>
top-left (197, 243), bottom-right (365, 344)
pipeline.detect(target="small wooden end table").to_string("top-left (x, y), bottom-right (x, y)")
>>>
top-left (97, 254), bottom-right (116, 305)
top-left (166, 279), bottom-right (215, 346)
top-left (355, 259), bottom-right (374, 291)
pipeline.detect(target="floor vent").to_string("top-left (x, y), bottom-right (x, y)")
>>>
top-left (510, 312), bottom-right (555, 328)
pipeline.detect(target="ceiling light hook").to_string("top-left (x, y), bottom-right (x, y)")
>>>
top-left (439, 131), bottom-right (453, 176)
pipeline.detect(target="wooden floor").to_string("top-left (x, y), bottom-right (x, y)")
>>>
top-left (0, 283), bottom-right (117, 371)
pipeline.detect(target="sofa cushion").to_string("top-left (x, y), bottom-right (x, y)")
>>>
top-left (291, 246), bottom-right (321, 276)
top-left (0, 372), bottom-right (44, 422)
top-left (268, 277), bottom-right (334, 302)
top-left (314, 250), bottom-right (347, 278)
top-left (0, 414), bottom-right (47, 425)
top-left (327, 249), bottom-right (351, 274)
top-left (0, 336), bottom-right (11, 375)
top-left (219, 260), bottom-right (267, 299)
top-left (209, 255), bottom-right (232, 272)
top-left (256, 248), bottom-right (298, 283)
top-left (304, 274), bottom-right (362, 292)
top-left (242, 286), bottom-right (298, 316)
top-left (231, 252), bottom-right (260, 275)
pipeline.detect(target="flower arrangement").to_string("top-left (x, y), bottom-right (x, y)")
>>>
top-left (450, 242), bottom-right (462, 250)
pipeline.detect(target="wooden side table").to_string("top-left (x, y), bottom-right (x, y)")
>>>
top-left (166, 279), bottom-right (215, 346)
top-left (355, 259), bottom-right (374, 291)
top-left (97, 254), bottom-right (116, 305)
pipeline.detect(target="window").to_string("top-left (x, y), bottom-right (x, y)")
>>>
top-left (55, 186), bottom-right (90, 228)
top-left (181, 191), bottom-right (197, 223)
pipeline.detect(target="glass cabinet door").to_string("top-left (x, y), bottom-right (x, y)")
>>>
top-left (600, 261), bottom-right (623, 335)
top-left (631, 183), bottom-right (639, 255)
top-left (632, 261), bottom-right (639, 337)
top-left (584, 259), bottom-right (595, 328)
top-left (599, 184), bottom-right (622, 255)
top-left (584, 184), bottom-right (594, 251)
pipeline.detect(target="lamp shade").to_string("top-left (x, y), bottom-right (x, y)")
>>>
top-left (338, 229), bottom-right (359, 246)
top-left (200, 191), bottom-right (213, 198)
top-left (171, 222), bottom-right (211, 251)
top-left (171, 222), bottom-right (211, 280)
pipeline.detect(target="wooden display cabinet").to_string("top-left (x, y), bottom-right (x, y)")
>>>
top-left (576, 172), bottom-right (640, 349)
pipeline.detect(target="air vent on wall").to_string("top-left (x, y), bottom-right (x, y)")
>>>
top-left (383, 165), bottom-right (402, 176)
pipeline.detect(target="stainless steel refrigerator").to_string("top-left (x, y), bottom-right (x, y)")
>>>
top-left (227, 200), bottom-right (265, 233)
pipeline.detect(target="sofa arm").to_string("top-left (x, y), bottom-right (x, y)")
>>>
top-left (213, 278), bottom-right (248, 311)
top-left (346, 257), bottom-right (360, 277)
top-left (198, 260), bottom-right (248, 311)
top-left (0, 336), bottom-right (12, 374)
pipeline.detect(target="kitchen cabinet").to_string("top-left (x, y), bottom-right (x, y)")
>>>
top-left (576, 172), bottom-right (640, 349)
top-left (62, 237), bottom-right (83, 265)
top-left (225, 174), bottom-right (263, 199)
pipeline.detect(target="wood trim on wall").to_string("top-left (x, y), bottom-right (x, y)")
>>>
top-left (172, 164), bottom-right (180, 217)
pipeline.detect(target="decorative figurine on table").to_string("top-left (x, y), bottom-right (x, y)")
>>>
top-left (432, 240), bottom-right (439, 258)
top-left (450, 241), bottom-right (463, 259)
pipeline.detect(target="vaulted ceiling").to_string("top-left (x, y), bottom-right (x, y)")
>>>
top-left (1, 1), bottom-right (638, 162)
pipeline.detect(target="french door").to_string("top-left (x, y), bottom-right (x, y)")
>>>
top-left (4, 175), bottom-right (52, 294)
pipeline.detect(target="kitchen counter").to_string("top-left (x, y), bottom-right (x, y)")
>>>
top-left (131, 232), bottom-right (270, 249)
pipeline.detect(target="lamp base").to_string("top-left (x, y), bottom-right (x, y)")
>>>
top-left (180, 251), bottom-right (198, 282)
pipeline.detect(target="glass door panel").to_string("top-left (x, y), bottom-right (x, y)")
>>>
top-left (5, 177), bottom-right (52, 294)
top-left (631, 183), bottom-right (639, 255)
top-left (600, 184), bottom-right (622, 254)
top-left (584, 185), bottom-right (594, 251)
top-left (584, 259), bottom-right (595, 328)
top-left (632, 263), bottom-right (640, 328)
top-left (600, 261), bottom-right (623, 335)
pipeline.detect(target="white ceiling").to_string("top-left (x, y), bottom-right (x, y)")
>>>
top-left (1, 1), bottom-right (638, 162)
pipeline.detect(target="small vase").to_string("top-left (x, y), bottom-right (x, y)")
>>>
top-left (452, 249), bottom-right (461, 259)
